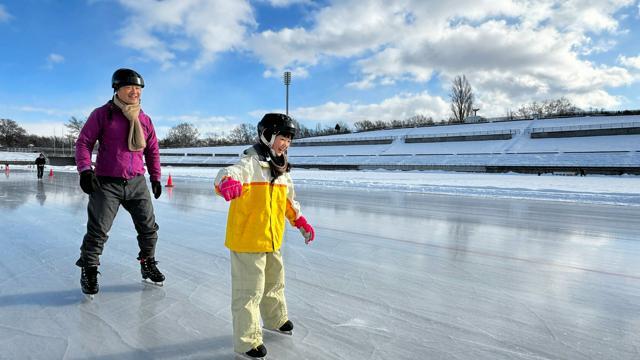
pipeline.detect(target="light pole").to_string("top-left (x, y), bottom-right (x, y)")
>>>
top-left (283, 71), bottom-right (291, 115)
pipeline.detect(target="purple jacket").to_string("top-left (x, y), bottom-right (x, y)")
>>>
top-left (75, 101), bottom-right (161, 182)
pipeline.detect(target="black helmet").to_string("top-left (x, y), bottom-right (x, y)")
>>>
top-left (111, 68), bottom-right (145, 90)
top-left (257, 113), bottom-right (296, 145)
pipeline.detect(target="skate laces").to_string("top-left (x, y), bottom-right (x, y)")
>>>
top-left (82, 267), bottom-right (100, 284)
top-left (142, 258), bottom-right (162, 276)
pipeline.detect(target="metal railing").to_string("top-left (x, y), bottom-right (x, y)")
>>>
top-left (2, 146), bottom-right (76, 156)
top-left (404, 129), bottom-right (520, 139)
top-left (530, 121), bottom-right (640, 133)
top-left (295, 135), bottom-right (395, 143)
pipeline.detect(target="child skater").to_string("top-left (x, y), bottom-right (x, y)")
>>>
top-left (214, 113), bottom-right (316, 359)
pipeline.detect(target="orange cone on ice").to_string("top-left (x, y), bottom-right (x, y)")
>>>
top-left (49, 168), bottom-right (54, 177)
top-left (165, 174), bottom-right (174, 187)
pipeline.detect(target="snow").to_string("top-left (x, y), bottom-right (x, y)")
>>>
top-left (156, 167), bottom-right (640, 206)
top-left (1, 165), bottom-right (639, 206)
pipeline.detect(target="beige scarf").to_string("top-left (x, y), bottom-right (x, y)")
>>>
top-left (113, 95), bottom-right (146, 151)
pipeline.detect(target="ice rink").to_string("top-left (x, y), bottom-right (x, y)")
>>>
top-left (1, 169), bottom-right (639, 359)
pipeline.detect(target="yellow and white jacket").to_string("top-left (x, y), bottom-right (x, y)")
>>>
top-left (214, 146), bottom-right (302, 252)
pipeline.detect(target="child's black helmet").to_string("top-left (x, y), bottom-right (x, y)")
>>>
top-left (257, 113), bottom-right (296, 144)
top-left (112, 68), bottom-right (145, 90)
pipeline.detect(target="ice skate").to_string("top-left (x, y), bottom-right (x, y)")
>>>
top-left (264, 320), bottom-right (293, 336)
top-left (139, 257), bottom-right (165, 286)
top-left (235, 344), bottom-right (267, 359)
top-left (80, 266), bottom-right (99, 299)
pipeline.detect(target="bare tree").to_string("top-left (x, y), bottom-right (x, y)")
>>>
top-left (373, 120), bottom-right (387, 130)
top-left (228, 123), bottom-right (255, 144)
top-left (0, 119), bottom-right (27, 147)
top-left (354, 119), bottom-right (375, 132)
top-left (65, 116), bottom-right (85, 143)
top-left (163, 123), bottom-right (200, 147)
top-left (543, 97), bottom-right (579, 116)
top-left (404, 114), bottom-right (433, 127)
top-left (515, 97), bottom-right (581, 119)
top-left (450, 75), bottom-right (474, 123)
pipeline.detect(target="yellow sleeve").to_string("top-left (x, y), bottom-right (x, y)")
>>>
top-left (284, 174), bottom-right (302, 225)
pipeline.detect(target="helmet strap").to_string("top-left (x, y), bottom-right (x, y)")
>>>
top-left (260, 129), bottom-right (276, 149)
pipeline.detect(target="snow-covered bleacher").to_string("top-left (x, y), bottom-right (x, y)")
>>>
top-left (4, 114), bottom-right (637, 174)
top-left (158, 114), bottom-right (640, 174)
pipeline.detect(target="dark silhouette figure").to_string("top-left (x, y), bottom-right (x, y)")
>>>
top-left (35, 153), bottom-right (46, 179)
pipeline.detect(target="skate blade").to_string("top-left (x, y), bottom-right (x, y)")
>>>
top-left (83, 293), bottom-right (95, 300)
top-left (235, 353), bottom-right (268, 359)
top-left (142, 279), bottom-right (164, 287)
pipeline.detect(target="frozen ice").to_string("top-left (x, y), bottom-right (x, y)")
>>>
top-left (1, 169), bottom-right (640, 359)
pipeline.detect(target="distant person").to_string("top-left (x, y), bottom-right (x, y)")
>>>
top-left (35, 153), bottom-right (46, 179)
top-left (74, 68), bottom-right (164, 298)
top-left (214, 113), bottom-right (316, 359)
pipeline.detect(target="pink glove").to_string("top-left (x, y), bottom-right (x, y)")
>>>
top-left (218, 178), bottom-right (243, 201)
top-left (294, 216), bottom-right (315, 244)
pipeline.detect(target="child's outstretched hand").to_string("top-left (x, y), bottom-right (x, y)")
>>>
top-left (219, 178), bottom-right (243, 201)
top-left (294, 216), bottom-right (315, 244)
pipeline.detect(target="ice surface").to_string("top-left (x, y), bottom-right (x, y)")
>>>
top-left (1, 170), bottom-right (640, 359)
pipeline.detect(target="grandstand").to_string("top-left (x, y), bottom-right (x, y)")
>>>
top-left (2, 114), bottom-right (639, 175)
top-left (159, 114), bottom-right (640, 175)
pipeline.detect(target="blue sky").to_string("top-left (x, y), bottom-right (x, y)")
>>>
top-left (1, 0), bottom-right (640, 139)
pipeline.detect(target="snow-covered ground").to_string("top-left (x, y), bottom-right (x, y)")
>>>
top-left (2, 164), bottom-right (639, 206)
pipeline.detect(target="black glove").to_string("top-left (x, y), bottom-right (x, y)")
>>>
top-left (79, 170), bottom-right (99, 195)
top-left (151, 180), bottom-right (162, 199)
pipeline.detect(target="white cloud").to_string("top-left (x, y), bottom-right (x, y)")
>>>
top-left (48, 53), bottom-right (64, 63)
top-left (619, 55), bottom-right (640, 70)
top-left (45, 53), bottom-right (65, 69)
top-left (117, 0), bottom-right (255, 69)
top-left (567, 89), bottom-right (624, 110)
top-left (153, 113), bottom-right (236, 139)
top-left (0, 4), bottom-right (11, 22)
top-left (264, 0), bottom-right (313, 7)
top-left (108, 0), bottom-right (639, 117)
top-left (247, 0), bottom-right (637, 115)
top-left (543, 0), bottom-right (635, 34)
top-left (248, 0), bottom-right (408, 74)
top-left (14, 105), bottom-right (89, 117)
top-left (254, 91), bottom-right (451, 127)
top-left (22, 122), bottom-right (68, 138)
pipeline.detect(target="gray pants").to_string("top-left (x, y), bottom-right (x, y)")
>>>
top-left (75, 175), bottom-right (159, 267)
